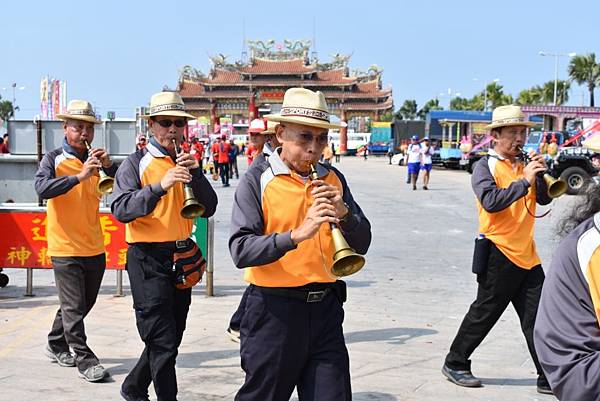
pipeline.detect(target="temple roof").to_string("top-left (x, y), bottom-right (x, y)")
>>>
top-left (239, 58), bottom-right (316, 75)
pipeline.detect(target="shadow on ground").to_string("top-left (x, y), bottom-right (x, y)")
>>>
top-left (345, 327), bottom-right (437, 345)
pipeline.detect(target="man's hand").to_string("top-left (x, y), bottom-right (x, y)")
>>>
top-left (88, 148), bottom-right (113, 168)
top-left (176, 151), bottom-right (199, 170)
top-left (290, 197), bottom-right (338, 245)
top-left (160, 166), bottom-right (192, 191)
top-left (76, 156), bottom-right (102, 182)
top-left (311, 179), bottom-right (348, 219)
top-left (523, 151), bottom-right (547, 186)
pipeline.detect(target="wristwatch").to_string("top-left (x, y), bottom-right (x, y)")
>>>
top-left (339, 202), bottom-right (351, 223)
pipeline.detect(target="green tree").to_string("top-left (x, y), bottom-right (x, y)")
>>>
top-left (568, 53), bottom-right (600, 107)
top-left (516, 86), bottom-right (544, 105)
top-left (540, 80), bottom-right (570, 105)
top-left (0, 96), bottom-right (14, 123)
top-left (395, 99), bottom-right (417, 120)
top-left (417, 98), bottom-right (442, 120)
top-left (379, 111), bottom-right (394, 122)
top-left (484, 82), bottom-right (513, 109)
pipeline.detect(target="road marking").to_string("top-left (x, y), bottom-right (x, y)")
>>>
top-left (0, 306), bottom-right (54, 359)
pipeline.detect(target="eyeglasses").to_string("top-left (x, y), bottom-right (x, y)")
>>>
top-left (156, 119), bottom-right (186, 128)
top-left (296, 133), bottom-right (329, 146)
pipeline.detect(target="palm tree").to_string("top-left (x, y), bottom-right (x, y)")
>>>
top-left (568, 53), bottom-right (600, 107)
top-left (516, 86), bottom-right (544, 105)
top-left (396, 99), bottom-right (417, 120)
top-left (485, 82), bottom-right (513, 109)
top-left (541, 80), bottom-right (570, 105)
top-left (417, 99), bottom-right (442, 120)
top-left (0, 96), bottom-right (14, 123)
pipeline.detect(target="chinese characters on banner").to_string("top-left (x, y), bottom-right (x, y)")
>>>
top-left (0, 212), bottom-right (126, 269)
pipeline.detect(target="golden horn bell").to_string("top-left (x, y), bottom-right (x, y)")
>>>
top-left (308, 163), bottom-right (365, 277)
top-left (97, 173), bottom-right (114, 194)
top-left (84, 140), bottom-right (114, 194)
top-left (331, 225), bottom-right (365, 277)
top-left (181, 186), bottom-right (205, 219)
top-left (544, 173), bottom-right (568, 198)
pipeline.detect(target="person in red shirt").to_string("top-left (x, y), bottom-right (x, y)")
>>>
top-left (192, 138), bottom-right (205, 172)
top-left (217, 134), bottom-right (231, 187)
top-left (0, 134), bottom-right (9, 153)
top-left (245, 118), bottom-right (266, 165)
top-left (181, 139), bottom-right (191, 153)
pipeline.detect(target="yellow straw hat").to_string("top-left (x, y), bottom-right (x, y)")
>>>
top-left (56, 100), bottom-right (102, 124)
top-left (485, 105), bottom-right (537, 130)
top-left (141, 91), bottom-right (196, 120)
top-left (265, 88), bottom-right (346, 130)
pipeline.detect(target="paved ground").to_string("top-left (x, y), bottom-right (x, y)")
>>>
top-left (0, 156), bottom-right (571, 401)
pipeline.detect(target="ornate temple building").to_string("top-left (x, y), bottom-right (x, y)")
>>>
top-left (176, 40), bottom-right (393, 151)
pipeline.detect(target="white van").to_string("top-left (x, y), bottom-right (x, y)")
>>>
top-left (329, 131), bottom-right (370, 155)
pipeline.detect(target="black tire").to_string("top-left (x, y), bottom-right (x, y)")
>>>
top-left (560, 166), bottom-right (590, 195)
top-left (0, 273), bottom-right (8, 288)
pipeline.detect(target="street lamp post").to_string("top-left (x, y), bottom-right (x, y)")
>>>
top-left (539, 51), bottom-right (576, 106)
top-left (1, 83), bottom-right (25, 119)
top-left (473, 78), bottom-right (499, 111)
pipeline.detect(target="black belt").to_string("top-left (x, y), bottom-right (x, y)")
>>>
top-left (133, 239), bottom-right (190, 250)
top-left (254, 285), bottom-right (334, 303)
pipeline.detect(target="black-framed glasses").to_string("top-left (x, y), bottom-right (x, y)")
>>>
top-left (156, 119), bottom-right (186, 128)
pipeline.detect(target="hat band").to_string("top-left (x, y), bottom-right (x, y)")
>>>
top-left (150, 103), bottom-right (186, 114)
top-left (66, 109), bottom-right (96, 117)
top-left (280, 107), bottom-right (330, 122)
top-left (492, 116), bottom-right (528, 126)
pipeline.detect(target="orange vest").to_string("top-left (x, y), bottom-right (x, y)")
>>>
top-left (477, 157), bottom-right (540, 269)
top-left (244, 170), bottom-right (343, 287)
top-left (47, 151), bottom-right (104, 257)
top-left (125, 144), bottom-right (193, 243)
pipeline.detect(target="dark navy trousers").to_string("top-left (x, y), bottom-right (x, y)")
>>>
top-left (235, 284), bottom-right (351, 401)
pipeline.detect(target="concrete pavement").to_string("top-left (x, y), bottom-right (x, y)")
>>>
top-left (0, 156), bottom-right (568, 401)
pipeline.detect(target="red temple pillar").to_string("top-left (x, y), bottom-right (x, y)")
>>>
top-left (339, 110), bottom-right (348, 154)
top-left (248, 92), bottom-right (256, 120)
top-left (210, 102), bottom-right (217, 134)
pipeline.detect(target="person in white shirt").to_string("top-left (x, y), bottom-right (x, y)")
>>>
top-left (406, 135), bottom-right (422, 190)
top-left (420, 137), bottom-right (435, 190)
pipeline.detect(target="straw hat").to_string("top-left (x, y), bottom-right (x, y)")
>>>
top-left (56, 100), bottom-right (102, 124)
top-left (248, 118), bottom-right (266, 134)
top-left (261, 120), bottom-right (279, 135)
top-left (485, 105), bottom-right (537, 130)
top-left (141, 91), bottom-right (195, 120)
top-left (265, 88), bottom-right (346, 130)
top-left (582, 134), bottom-right (600, 152)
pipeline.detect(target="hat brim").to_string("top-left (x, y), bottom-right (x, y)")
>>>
top-left (56, 114), bottom-right (102, 124)
top-left (265, 114), bottom-right (345, 130)
top-left (141, 110), bottom-right (196, 120)
top-left (582, 138), bottom-right (600, 152)
top-left (485, 121), bottom-right (538, 130)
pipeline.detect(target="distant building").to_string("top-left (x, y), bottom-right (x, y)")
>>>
top-left (176, 40), bottom-right (393, 151)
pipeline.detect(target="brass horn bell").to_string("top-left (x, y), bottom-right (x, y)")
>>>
top-left (181, 186), bottom-right (205, 219)
top-left (544, 173), bottom-right (568, 198)
top-left (84, 141), bottom-right (114, 194)
top-left (331, 225), bottom-right (365, 277)
top-left (309, 164), bottom-right (365, 277)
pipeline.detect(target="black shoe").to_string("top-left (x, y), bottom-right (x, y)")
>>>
top-left (406, 180), bottom-right (410, 184)
top-left (120, 387), bottom-right (150, 401)
top-left (536, 376), bottom-right (553, 395)
top-left (423, 186), bottom-right (428, 190)
top-left (442, 364), bottom-right (482, 387)
top-left (413, 185), bottom-right (417, 190)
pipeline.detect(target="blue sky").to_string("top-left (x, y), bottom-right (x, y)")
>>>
top-left (1, 0), bottom-right (598, 119)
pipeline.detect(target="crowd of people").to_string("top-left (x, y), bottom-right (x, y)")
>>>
top-left (29, 87), bottom-right (600, 401)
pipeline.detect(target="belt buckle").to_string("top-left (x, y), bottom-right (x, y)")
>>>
top-left (175, 240), bottom-right (188, 249)
top-left (306, 290), bottom-right (326, 303)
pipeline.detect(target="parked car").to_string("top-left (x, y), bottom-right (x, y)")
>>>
top-left (548, 147), bottom-right (599, 195)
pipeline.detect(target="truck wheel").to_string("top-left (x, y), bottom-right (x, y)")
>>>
top-left (0, 273), bottom-right (8, 288)
top-left (560, 166), bottom-right (590, 195)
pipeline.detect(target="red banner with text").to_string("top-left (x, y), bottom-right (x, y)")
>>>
top-left (0, 211), bottom-right (127, 269)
